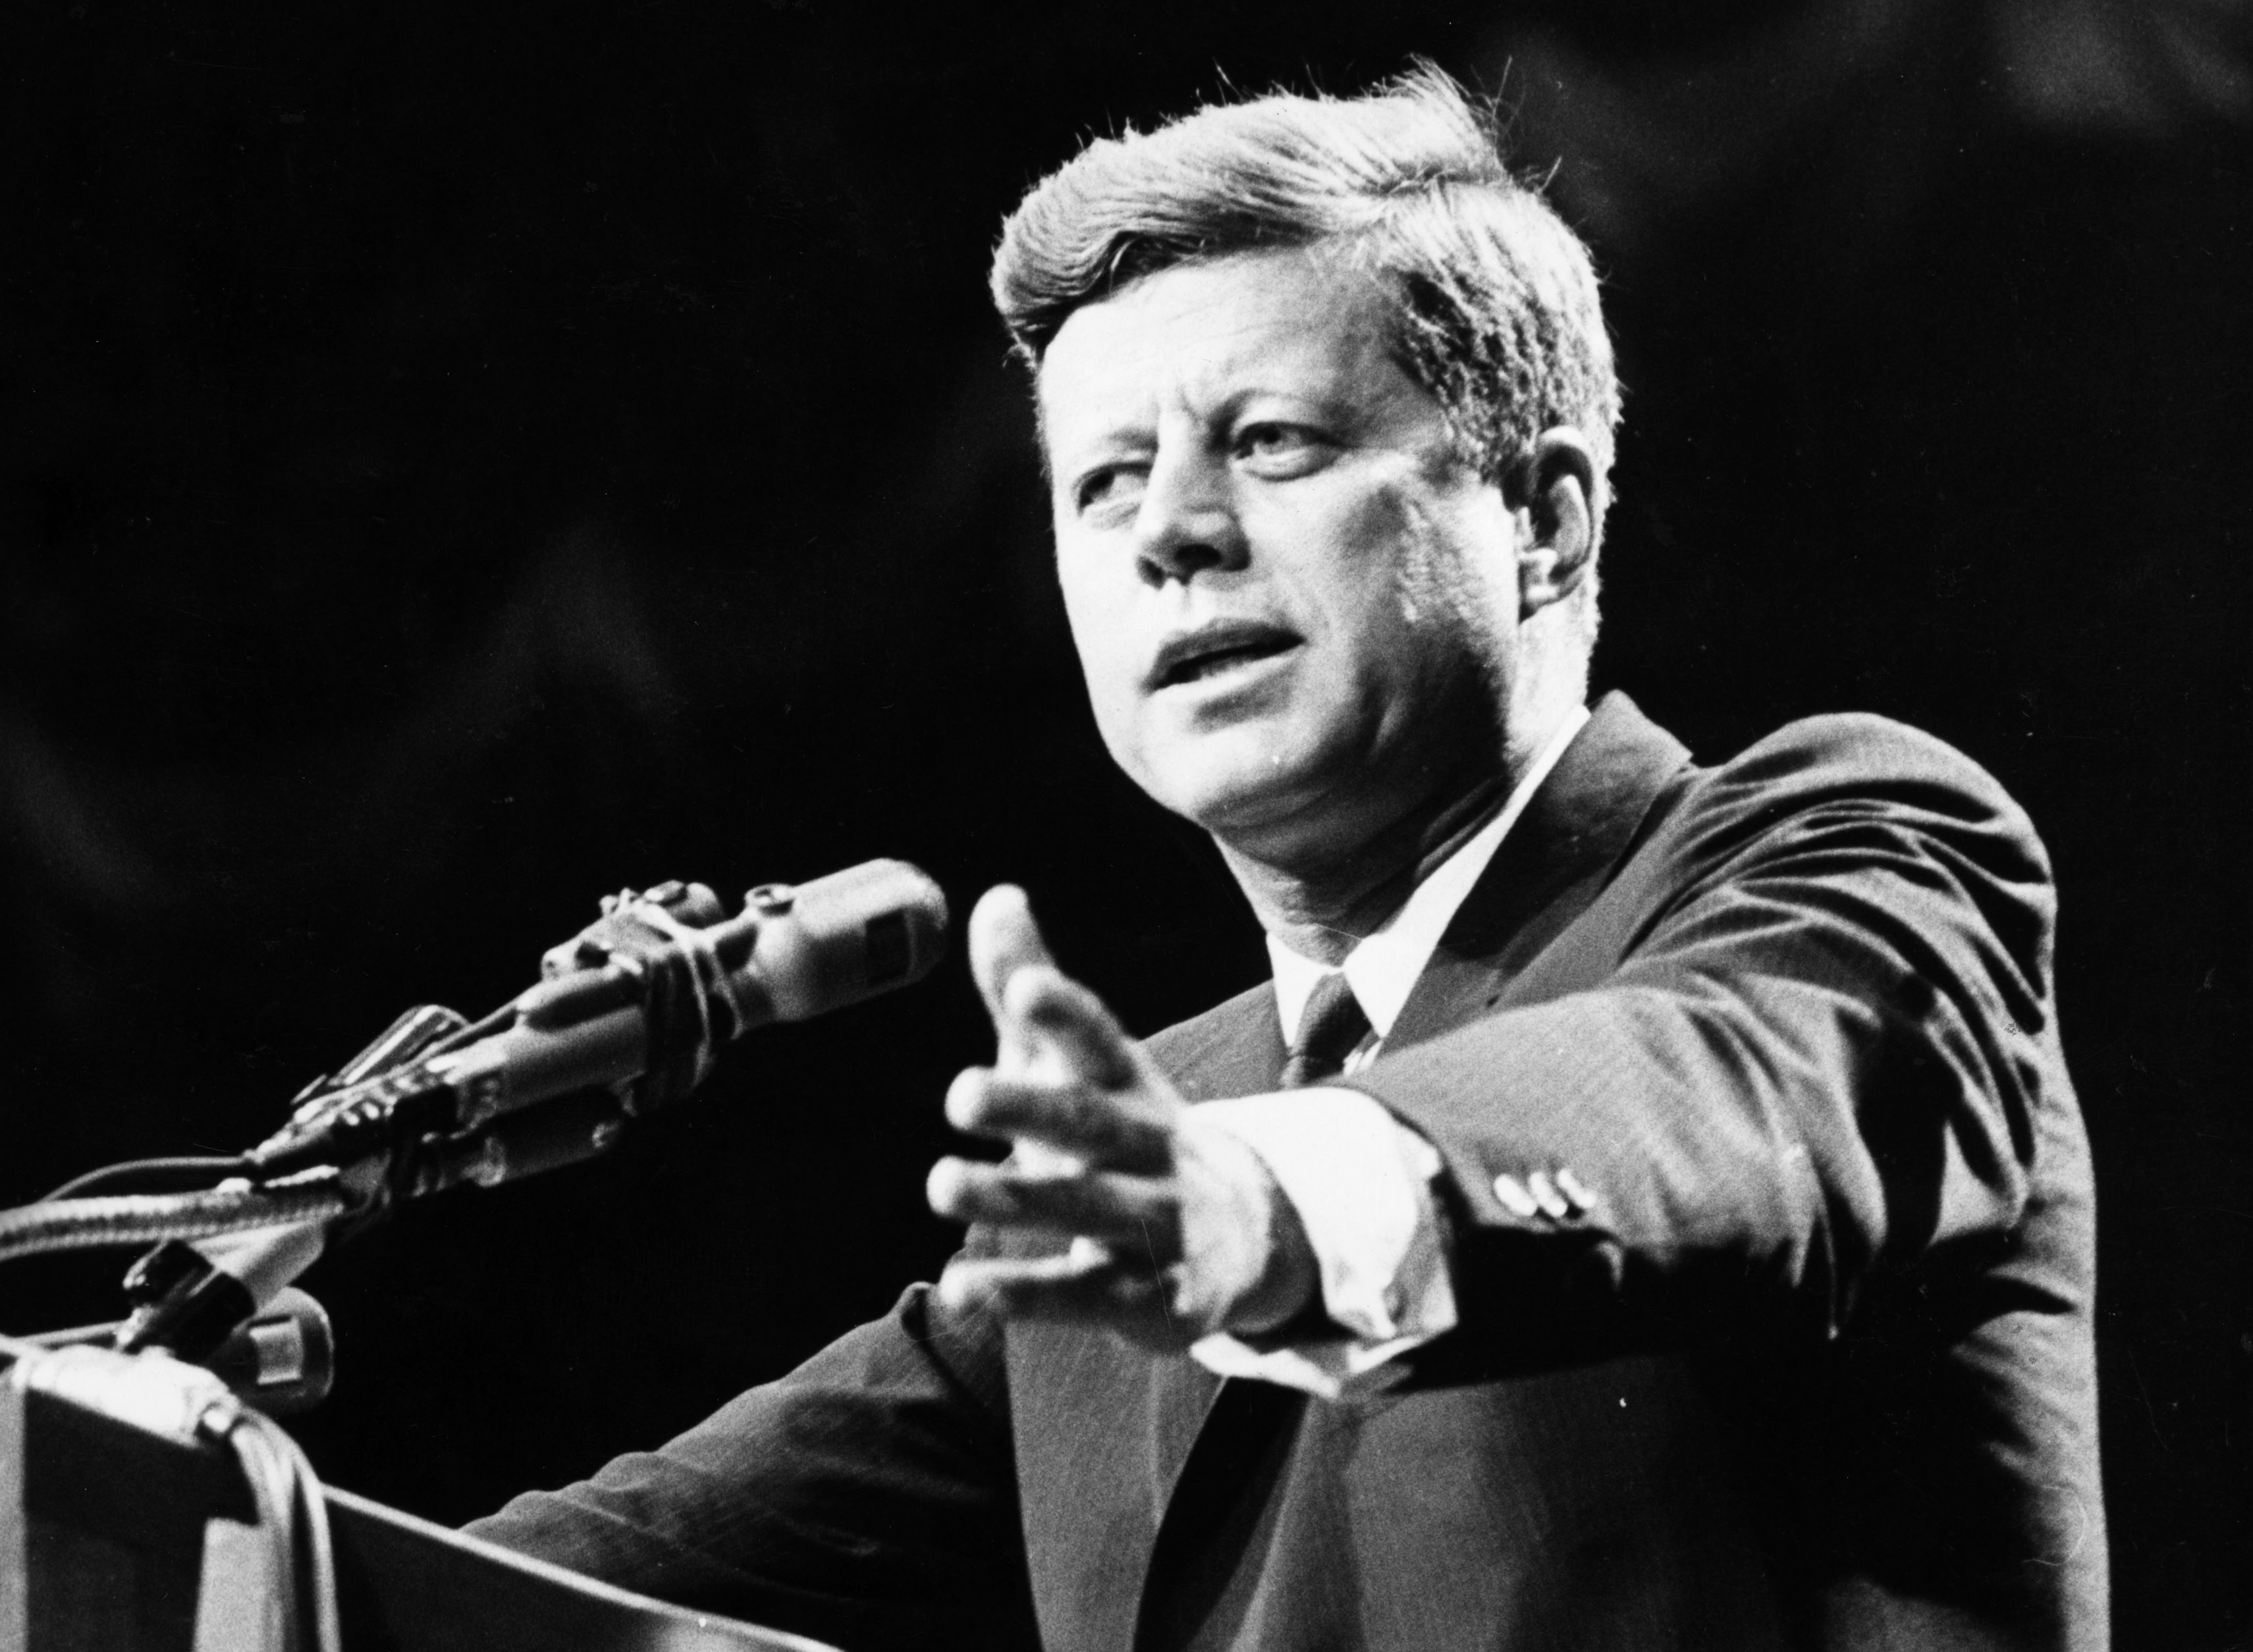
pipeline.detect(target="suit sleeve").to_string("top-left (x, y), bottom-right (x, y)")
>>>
top-left (464, 1281), bottom-right (1041, 1652)
top-left (1347, 716), bottom-right (2077, 1365)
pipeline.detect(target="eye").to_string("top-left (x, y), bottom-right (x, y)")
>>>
top-left (1231, 421), bottom-right (1330, 475)
top-left (1073, 463), bottom-right (1146, 519)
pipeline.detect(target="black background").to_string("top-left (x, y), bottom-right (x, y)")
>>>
top-left (1, 1), bottom-right (2244, 1644)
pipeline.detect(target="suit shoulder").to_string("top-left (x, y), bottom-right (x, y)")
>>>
top-left (1685, 712), bottom-right (2038, 843)
top-left (1716, 710), bottom-right (2005, 789)
top-left (1629, 712), bottom-right (2057, 919)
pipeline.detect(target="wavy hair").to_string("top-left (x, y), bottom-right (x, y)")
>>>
top-left (991, 67), bottom-right (1619, 527)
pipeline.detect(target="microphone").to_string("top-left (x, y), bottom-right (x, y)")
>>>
top-left (246, 859), bottom-right (949, 1188)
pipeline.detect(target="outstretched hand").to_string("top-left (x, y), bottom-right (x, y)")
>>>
top-left (928, 886), bottom-right (1317, 1349)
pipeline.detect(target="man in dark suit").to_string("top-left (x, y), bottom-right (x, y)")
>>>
top-left (470, 69), bottom-right (2107, 1651)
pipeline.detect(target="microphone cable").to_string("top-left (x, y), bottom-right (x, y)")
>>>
top-left (206, 1392), bottom-right (342, 1652)
top-left (40, 1156), bottom-right (256, 1202)
top-left (0, 1171), bottom-right (351, 1268)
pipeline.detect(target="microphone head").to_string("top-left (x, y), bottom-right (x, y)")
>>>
top-left (739, 859), bottom-right (950, 1023)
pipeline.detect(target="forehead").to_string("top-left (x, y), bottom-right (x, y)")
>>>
top-left (1036, 249), bottom-right (1407, 452)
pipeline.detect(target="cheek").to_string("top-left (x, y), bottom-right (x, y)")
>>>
top-left (1055, 555), bottom-right (1143, 728)
top-left (1302, 493), bottom-right (1455, 665)
top-left (1372, 490), bottom-right (1502, 665)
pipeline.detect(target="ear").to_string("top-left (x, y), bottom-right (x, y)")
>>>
top-left (1515, 427), bottom-right (1596, 618)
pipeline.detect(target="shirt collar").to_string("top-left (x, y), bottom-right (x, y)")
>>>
top-left (1267, 703), bottom-right (1591, 1044)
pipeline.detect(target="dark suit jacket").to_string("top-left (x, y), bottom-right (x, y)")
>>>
top-left (469, 695), bottom-right (2108, 1652)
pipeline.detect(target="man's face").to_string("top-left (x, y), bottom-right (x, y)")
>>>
top-left (1039, 248), bottom-right (1520, 863)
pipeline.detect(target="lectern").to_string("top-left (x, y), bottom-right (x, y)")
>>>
top-left (0, 1335), bottom-right (836, 1652)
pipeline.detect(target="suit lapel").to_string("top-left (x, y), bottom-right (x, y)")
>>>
top-left (1140, 982), bottom-right (1289, 1479)
top-left (1149, 984), bottom-right (1291, 1476)
top-left (1159, 981), bottom-right (1288, 1104)
top-left (1006, 983), bottom-right (1282, 1652)
top-left (1137, 985), bottom-right (1287, 1512)
top-left (1387, 691), bottom-right (1693, 1052)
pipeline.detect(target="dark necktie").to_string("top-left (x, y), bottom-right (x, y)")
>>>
top-left (1278, 971), bottom-right (1371, 1089)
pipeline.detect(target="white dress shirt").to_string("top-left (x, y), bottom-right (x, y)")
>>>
top-left (1189, 705), bottom-right (1590, 1399)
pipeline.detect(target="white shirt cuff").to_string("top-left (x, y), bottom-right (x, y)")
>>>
top-left (1188, 1087), bottom-right (1457, 1400)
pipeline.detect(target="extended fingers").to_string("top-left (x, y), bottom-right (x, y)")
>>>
top-left (969, 884), bottom-right (1143, 1088)
top-left (927, 1156), bottom-right (1179, 1248)
top-left (946, 1068), bottom-right (1171, 1167)
top-left (1002, 967), bottom-right (1140, 1089)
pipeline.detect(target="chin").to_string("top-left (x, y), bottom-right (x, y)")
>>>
top-left (1139, 732), bottom-right (1349, 843)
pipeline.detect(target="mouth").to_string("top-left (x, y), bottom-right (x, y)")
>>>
top-left (1147, 620), bottom-right (1302, 690)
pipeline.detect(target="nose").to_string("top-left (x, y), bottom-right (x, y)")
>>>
top-left (1132, 445), bottom-right (1247, 587)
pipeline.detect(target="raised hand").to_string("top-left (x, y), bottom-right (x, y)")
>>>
top-left (928, 886), bottom-right (1316, 1349)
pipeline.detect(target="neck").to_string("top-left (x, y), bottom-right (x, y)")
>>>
top-left (1217, 705), bottom-right (1575, 967)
